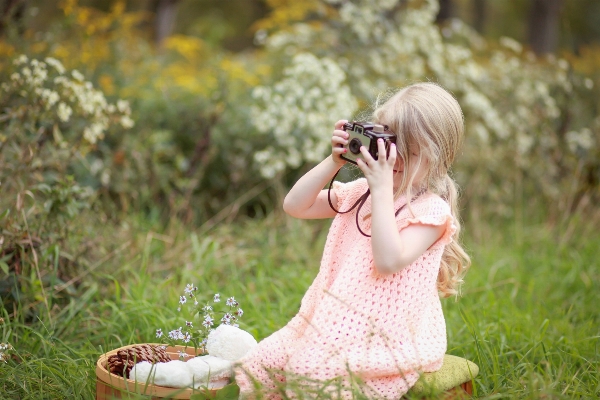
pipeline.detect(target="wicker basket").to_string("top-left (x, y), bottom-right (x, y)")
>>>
top-left (96, 344), bottom-right (227, 400)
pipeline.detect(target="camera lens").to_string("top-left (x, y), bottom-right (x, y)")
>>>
top-left (349, 138), bottom-right (362, 154)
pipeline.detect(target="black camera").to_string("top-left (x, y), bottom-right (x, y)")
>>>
top-left (340, 122), bottom-right (396, 165)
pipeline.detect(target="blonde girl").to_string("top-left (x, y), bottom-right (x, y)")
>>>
top-left (235, 82), bottom-right (471, 399)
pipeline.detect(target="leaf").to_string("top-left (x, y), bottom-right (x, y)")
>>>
top-left (0, 209), bottom-right (9, 220)
top-left (215, 383), bottom-right (240, 400)
top-left (190, 390), bottom-right (214, 400)
top-left (0, 261), bottom-right (9, 275)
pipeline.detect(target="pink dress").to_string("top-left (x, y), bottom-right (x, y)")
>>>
top-left (236, 178), bottom-right (456, 399)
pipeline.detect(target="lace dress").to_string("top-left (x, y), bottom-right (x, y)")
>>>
top-left (235, 178), bottom-right (456, 399)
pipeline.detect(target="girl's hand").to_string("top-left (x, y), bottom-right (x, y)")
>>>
top-left (356, 139), bottom-right (396, 194)
top-left (331, 120), bottom-right (349, 166)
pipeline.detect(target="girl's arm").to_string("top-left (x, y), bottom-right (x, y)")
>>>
top-left (357, 140), bottom-right (445, 274)
top-left (283, 120), bottom-right (349, 219)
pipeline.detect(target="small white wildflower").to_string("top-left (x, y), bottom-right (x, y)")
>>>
top-left (117, 99), bottom-right (130, 114)
top-left (177, 306), bottom-right (181, 312)
top-left (120, 115), bottom-right (134, 129)
top-left (178, 350), bottom-right (188, 359)
top-left (194, 300), bottom-right (198, 306)
top-left (156, 329), bottom-right (163, 338)
top-left (184, 284), bottom-right (194, 295)
top-left (202, 305), bottom-right (213, 312)
top-left (584, 78), bottom-right (594, 90)
top-left (179, 295), bottom-right (187, 305)
top-left (202, 315), bottom-right (214, 328)
top-left (226, 297), bottom-right (237, 307)
top-left (45, 57), bottom-right (65, 74)
top-left (236, 308), bottom-right (244, 317)
top-left (13, 54), bottom-right (27, 65)
top-left (46, 90), bottom-right (59, 108)
top-left (10, 73), bottom-right (20, 82)
top-left (213, 293), bottom-right (221, 303)
top-left (57, 102), bottom-right (72, 122)
top-left (221, 313), bottom-right (233, 325)
top-left (182, 332), bottom-right (191, 343)
top-left (185, 321), bottom-right (193, 327)
top-left (72, 69), bottom-right (84, 82)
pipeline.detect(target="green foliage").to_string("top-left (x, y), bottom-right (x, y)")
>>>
top-left (0, 54), bottom-right (131, 309)
top-left (0, 215), bottom-right (598, 398)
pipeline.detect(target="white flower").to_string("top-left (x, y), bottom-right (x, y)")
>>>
top-left (120, 115), bottom-right (134, 129)
top-left (83, 123), bottom-right (105, 144)
top-left (202, 315), bottom-right (214, 328)
top-left (236, 308), bottom-right (244, 317)
top-left (213, 293), bottom-right (220, 303)
top-left (72, 69), bottom-right (84, 82)
top-left (182, 332), bottom-right (191, 343)
top-left (185, 321), bottom-right (193, 327)
top-left (584, 78), bottom-right (594, 90)
top-left (178, 350), bottom-right (188, 359)
top-left (202, 305), bottom-right (213, 312)
top-left (221, 313), bottom-right (233, 325)
top-left (117, 99), bottom-right (131, 114)
top-left (13, 54), bottom-right (27, 65)
top-left (45, 57), bottom-right (65, 74)
top-left (184, 284), bottom-right (195, 295)
top-left (44, 90), bottom-right (60, 108)
top-left (226, 297), bottom-right (237, 307)
top-left (179, 295), bottom-right (187, 305)
top-left (57, 102), bottom-right (72, 122)
top-left (156, 329), bottom-right (163, 338)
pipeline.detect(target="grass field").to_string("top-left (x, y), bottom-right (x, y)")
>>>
top-left (0, 211), bottom-right (599, 399)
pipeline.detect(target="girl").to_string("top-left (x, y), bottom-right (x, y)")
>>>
top-left (235, 82), bottom-right (470, 399)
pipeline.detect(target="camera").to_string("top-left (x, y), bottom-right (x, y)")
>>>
top-left (340, 122), bottom-right (396, 165)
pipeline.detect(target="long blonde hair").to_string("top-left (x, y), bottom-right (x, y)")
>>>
top-left (373, 82), bottom-right (471, 297)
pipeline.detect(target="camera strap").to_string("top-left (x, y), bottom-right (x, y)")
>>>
top-left (327, 169), bottom-right (426, 237)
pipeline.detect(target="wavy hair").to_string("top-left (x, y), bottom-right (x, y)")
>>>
top-left (372, 82), bottom-right (471, 297)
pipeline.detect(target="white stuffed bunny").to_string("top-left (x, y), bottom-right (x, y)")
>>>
top-left (131, 325), bottom-right (257, 389)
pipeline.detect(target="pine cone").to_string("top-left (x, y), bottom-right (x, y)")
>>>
top-left (107, 344), bottom-right (171, 378)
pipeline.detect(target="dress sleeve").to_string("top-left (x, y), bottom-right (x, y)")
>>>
top-left (396, 196), bottom-right (457, 247)
top-left (331, 178), bottom-right (367, 211)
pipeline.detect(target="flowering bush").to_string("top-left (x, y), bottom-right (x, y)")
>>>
top-left (0, 54), bottom-right (134, 308)
top-left (155, 285), bottom-right (244, 359)
top-left (248, 0), bottom-right (599, 221)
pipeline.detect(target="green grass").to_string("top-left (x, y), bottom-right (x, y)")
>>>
top-left (1, 212), bottom-right (599, 399)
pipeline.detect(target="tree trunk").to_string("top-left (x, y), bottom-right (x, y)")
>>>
top-left (472, 0), bottom-right (486, 34)
top-left (155, 0), bottom-right (180, 47)
top-left (436, 0), bottom-right (454, 23)
top-left (527, 0), bottom-right (563, 55)
top-left (0, 0), bottom-right (26, 38)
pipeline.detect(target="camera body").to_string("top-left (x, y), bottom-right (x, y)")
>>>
top-left (340, 122), bottom-right (396, 165)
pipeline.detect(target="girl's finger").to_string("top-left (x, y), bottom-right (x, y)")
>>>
top-left (387, 143), bottom-right (397, 163)
top-left (332, 136), bottom-right (347, 146)
top-left (355, 157), bottom-right (367, 173)
top-left (376, 139), bottom-right (388, 162)
top-left (333, 129), bottom-right (349, 139)
top-left (359, 145), bottom-right (374, 164)
top-left (334, 120), bottom-right (348, 130)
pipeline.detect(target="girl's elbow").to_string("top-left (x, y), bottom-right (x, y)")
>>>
top-left (374, 260), bottom-right (409, 275)
top-left (282, 197), bottom-right (299, 217)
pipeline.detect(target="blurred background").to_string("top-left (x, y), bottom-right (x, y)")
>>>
top-left (0, 1), bottom-right (599, 397)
